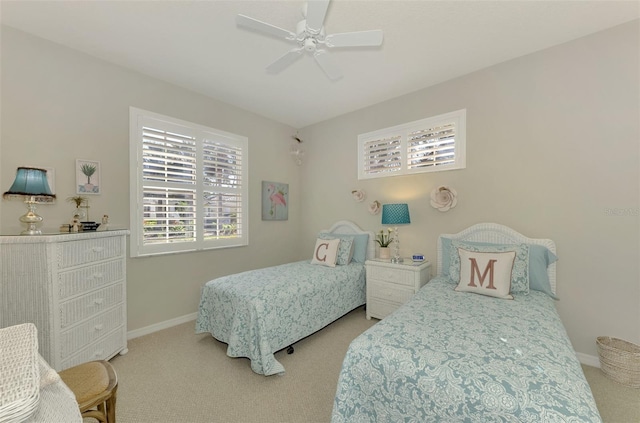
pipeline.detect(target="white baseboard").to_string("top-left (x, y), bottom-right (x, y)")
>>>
top-left (127, 312), bottom-right (198, 340)
top-left (576, 352), bottom-right (601, 368)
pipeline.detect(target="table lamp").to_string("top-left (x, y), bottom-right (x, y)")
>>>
top-left (3, 167), bottom-right (56, 235)
top-left (381, 203), bottom-right (411, 263)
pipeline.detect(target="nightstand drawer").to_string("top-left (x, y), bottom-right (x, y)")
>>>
top-left (367, 298), bottom-right (400, 320)
top-left (367, 266), bottom-right (414, 287)
top-left (368, 279), bottom-right (414, 304)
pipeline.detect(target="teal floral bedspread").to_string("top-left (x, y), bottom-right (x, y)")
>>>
top-left (332, 277), bottom-right (602, 422)
top-left (195, 260), bottom-right (365, 376)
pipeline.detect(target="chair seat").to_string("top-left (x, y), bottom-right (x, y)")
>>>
top-left (59, 360), bottom-right (118, 423)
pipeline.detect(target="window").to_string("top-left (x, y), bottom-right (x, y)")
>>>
top-left (358, 109), bottom-right (466, 179)
top-left (129, 108), bottom-right (248, 257)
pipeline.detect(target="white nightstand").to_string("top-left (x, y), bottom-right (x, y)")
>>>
top-left (365, 259), bottom-right (431, 320)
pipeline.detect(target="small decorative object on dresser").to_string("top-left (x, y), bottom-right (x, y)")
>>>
top-left (365, 259), bottom-right (431, 320)
top-left (0, 230), bottom-right (129, 371)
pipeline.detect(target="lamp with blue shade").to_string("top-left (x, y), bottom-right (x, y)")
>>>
top-left (3, 167), bottom-right (56, 235)
top-left (381, 203), bottom-right (411, 263)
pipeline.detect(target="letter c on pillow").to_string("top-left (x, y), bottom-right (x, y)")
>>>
top-left (315, 242), bottom-right (330, 262)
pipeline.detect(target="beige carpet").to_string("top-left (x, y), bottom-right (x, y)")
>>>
top-left (109, 307), bottom-right (639, 423)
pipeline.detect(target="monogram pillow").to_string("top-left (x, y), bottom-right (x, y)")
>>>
top-left (454, 248), bottom-right (516, 299)
top-left (318, 233), bottom-right (354, 265)
top-left (449, 240), bottom-right (530, 294)
top-left (310, 238), bottom-right (340, 267)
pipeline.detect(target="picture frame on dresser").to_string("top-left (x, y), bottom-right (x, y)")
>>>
top-left (0, 230), bottom-right (129, 371)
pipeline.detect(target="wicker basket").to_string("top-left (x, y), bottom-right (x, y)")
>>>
top-left (596, 336), bottom-right (640, 388)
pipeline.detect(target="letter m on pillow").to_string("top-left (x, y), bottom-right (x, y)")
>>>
top-left (455, 248), bottom-right (516, 299)
top-left (467, 258), bottom-right (498, 290)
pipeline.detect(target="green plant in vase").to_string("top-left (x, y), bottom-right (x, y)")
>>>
top-left (67, 195), bottom-right (88, 221)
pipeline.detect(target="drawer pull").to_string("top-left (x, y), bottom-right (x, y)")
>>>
top-left (91, 246), bottom-right (105, 253)
top-left (91, 273), bottom-right (104, 280)
top-left (94, 324), bottom-right (104, 331)
top-left (93, 298), bottom-right (104, 306)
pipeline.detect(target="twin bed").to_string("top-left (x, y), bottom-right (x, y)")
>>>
top-left (196, 220), bottom-right (601, 421)
top-left (331, 222), bottom-right (602, 422)
top-left (195, 220), bottom-right (374, 376)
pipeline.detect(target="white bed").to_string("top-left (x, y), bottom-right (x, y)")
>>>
top-left (196, 220), bottom-right (374, 375)
top-left (332, 223), bottom-right (602, 422)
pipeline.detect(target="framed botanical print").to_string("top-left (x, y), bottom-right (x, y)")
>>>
top-left (76, 159), bottom-right (100, 195)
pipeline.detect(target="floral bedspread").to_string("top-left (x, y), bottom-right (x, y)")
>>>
top-left (332, 277), bottom-right (601, 422)
top-left (195, 260), bottom-right (365, 376)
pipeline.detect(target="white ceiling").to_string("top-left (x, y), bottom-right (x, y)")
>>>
top-left (1, 1), bottom-right (638, 129)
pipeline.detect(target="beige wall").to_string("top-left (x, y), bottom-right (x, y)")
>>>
top-left (298, 21), bottom-right (640, 359)
top-left (2, 20), bottom-right (638, 361)
top-left (0, 26), bottom-right (302, 331)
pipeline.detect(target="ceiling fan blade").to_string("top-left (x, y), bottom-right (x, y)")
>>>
top-left (236, 14), bottom-right (296, 40)
top-left (305, 0), bottom-right (330, 33)
top-left (267, 48), bottom-right (304, 74)
top-left (313, 50), bottom-right (342, 81)
top-left (325, 30), bottom-right (384, 48)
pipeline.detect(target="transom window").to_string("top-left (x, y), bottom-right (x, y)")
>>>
top-left (358, 109), bottom-right (466, 179)
top-left (129, 108), bottom-right (248, 257)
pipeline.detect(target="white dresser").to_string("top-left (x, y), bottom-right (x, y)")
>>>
top-left (0, 230), bottom-right (129, 371)
top-left (365, 259), bottom-right (431, 320)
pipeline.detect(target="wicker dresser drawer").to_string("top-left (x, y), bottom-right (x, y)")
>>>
top-left (60, 305), bottom-right (125, 357)
top-left (57, 237), bottom-right (123, 269)
top-left (62, 329), bottom-right (125, 370)
top-left (58, 260), bottom-right (124, 300)
top-left (367, 265), bottom-right (414, 287)
top-left (60, 283), bottom-right (124, 329)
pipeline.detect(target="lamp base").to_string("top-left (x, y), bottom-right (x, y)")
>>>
top-left (19, 200), bottom-right (44, 236)
top-left (21, 227), bottom-right (43, 236)
top-left (390, 256), bottom-right (404, 264)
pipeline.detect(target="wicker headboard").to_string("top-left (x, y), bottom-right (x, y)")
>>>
top-left (322, 220), bottom-right (376, 261)
top-left (437, 223), bottom-right (557, 294)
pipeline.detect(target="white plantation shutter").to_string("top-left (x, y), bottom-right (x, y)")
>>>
top-left (362, 135), bottom-right (402, 175)
top-left (130, 108), bottom-right (248, 257)
top-left (202, 137), bottom-right (245, 241)
top-left (407, 123), bottom-right (456, 169)
top-left (358, 109), bottom-right (465, 179)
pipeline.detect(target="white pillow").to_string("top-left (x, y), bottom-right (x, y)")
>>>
top-left (310, 238), bottom-right (340, 267)
top-left (454, 248), bottom-right (516, 299)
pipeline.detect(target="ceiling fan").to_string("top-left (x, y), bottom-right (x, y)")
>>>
top-left (236, 0), bottom-right (383, 81)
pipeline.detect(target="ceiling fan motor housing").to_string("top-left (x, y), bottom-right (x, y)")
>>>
top-left (296, 20), bottom-right (325, 52)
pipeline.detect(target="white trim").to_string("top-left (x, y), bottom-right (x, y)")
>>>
top-left (576, 352), bottom-right (601, 368)
top-left (127, 312), bottom-right (197, 340)
top-left (129, 107), bottom-right (249, 257)
top-left (358, 109), bottom-right (466, 180)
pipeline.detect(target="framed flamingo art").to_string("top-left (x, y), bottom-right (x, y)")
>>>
top-left (262, 181), bottom-right (288, 221)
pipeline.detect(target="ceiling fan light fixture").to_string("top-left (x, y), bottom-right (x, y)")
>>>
top-left (303, 38), bottom-right (316, 52)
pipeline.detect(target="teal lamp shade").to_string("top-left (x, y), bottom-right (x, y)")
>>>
top-left (381, 203), bottom-right (411, 225)
top-left (3, 167), bottom-right (54, 198)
